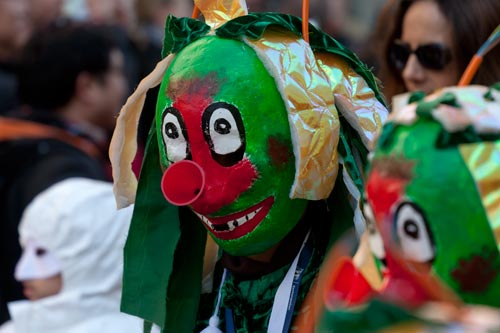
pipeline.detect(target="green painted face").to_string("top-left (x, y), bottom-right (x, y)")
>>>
top-left (156, 36), bottom-right (307, 256)
top-left (365, 118), bottom-right (500, 306)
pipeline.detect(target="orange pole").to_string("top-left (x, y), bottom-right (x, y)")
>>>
top-left (458, 55), bottom-right (483, 86)
top-left (302, 0), bottom-right (310, 43)
top-left (192, 5), bottom-right (200, 19)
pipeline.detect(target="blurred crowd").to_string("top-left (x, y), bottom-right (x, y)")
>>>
top-left (0, 0), bottom-right (192, 116)
top-left (0, 0), bottom-right (388, 116)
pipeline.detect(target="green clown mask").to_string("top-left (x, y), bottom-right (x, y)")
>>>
top-left (108, 0), bottom-right (388, 330)
top-left (312, 85), bottom-right (500, 333)
top-left (156, 36), bottom-right (308, 256)
top-left (365, 85), bottom-right (500, 307)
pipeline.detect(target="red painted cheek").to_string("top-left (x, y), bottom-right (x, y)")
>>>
top-left (190, 157), bottom-right (258, 215)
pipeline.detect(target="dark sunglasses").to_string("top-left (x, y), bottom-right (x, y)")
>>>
top-left (389, 40), bottom-right (452, 71)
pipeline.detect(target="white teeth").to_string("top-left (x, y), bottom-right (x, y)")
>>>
top-left (195, 213), bottom-right (214, 229)
top-left (195, 206), bottom-right (263, 232)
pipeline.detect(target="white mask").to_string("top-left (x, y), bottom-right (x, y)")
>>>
top-left (15, 239), bottom-right (62, 281)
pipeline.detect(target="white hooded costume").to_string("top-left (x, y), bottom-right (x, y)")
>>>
top-left (0, 178), bottom-right (143, 333)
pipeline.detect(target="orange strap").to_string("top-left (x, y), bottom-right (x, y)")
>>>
top-left (0, 117), bottom-right (102, 159)
top-left (192, 5), bottom-right (200, 19)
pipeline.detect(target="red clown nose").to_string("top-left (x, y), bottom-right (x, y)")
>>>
top-left (161, 160), bottom-right (205, 206)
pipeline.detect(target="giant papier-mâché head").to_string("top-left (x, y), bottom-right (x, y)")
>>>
top-left (109, 0), bottom-right (387, 330)
top-left (365, 84), bottom-right (500, 307)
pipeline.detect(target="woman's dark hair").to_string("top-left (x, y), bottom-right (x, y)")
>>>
top-left (373, 0), bottom-right (500, 105)
top-left (18, 23), bottom-right (118, 110)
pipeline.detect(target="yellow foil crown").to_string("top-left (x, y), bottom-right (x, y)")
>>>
top-left (245, 29), bottom-right (387, 200)
top-left (194, 0), bottom-right (248, 29)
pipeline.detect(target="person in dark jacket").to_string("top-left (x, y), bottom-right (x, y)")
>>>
top-left (0, 0), bottom-right (31, 115)
top-left (0, 23), bottom-right (127, 324)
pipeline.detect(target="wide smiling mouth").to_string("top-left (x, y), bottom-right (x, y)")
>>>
top-left (194, 196), bottom-right (274, 240)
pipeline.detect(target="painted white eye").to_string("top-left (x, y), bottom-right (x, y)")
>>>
top-left (162, 108), bottom-right (189, 163)
top-left (363, 202), bottom-right (385, 261)
top-left (208, 107), bottom-right (242, 155)
top-left (202, 102), bottom-right (245, 167)
top-left (395, 202), bottom-right (435, 263)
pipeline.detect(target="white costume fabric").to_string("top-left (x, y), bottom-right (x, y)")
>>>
top-left (0, 178), bottom-right (142, 333)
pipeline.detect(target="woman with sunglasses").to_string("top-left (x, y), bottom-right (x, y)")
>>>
top-left (373, 0), bottom-right (500, 106)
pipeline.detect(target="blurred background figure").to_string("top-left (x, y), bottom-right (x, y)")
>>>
top-left (135, 0), bottom-right (191, 49)
top-left (372, 0), bottom-right (500, 105)
top-left (0, 0), bottom-right (31, 115)
top-left (245, 0), bottom-right (386, 53)
top-left (62, 0), bottom-right (191, 92)
top-left (0, 23), bottom-right (127, 325)
top-left (85, 0), bottom-right (136, 27)
top-left (320, 0), bottom-right (386, 53)
top-left (0, 178), bottom-right (140, 333)
top-left (64, 0), bottom-right (191, 135)
top-left (0, 0), bottom-right (66, 116)
top-left (30, 0), bottom-right (64, 30)
top-left (81, 0), bottom-right (144, 96)
top-left (62, 0), bottom-right (194, 180)
top-left (16, 23), bottom-right (127, 144)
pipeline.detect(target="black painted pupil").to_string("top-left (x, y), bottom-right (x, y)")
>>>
top-left (404, 220), bottom-right (419, 239)
top-left (35, 248), bottom-right (47, 256)
top-left (165, 123), bottom-right (179, 139)
top-left (214, 118), bottom-right (231, 134)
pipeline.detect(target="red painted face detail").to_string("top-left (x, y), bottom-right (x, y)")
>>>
top-left (366, 168), bottom-right (436, 306)
top-left (365, 169), bottom-right (407, 229)
top-left (194, 196), bottom-right (274, 240)
top-left (451, 251), bottom-right (498, 293)
top-left (268, 136), bottom-right (293, 169)
top-left (380, 253), bottom-right (437, 307)
top-left (169, 77), bottom-right (258, 215)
